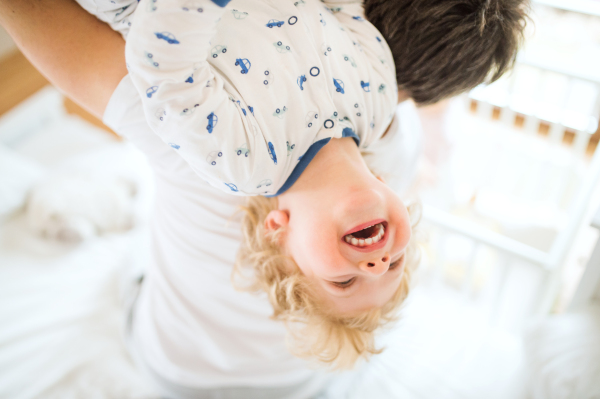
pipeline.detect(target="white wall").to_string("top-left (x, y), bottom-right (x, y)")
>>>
top-left (0, 25), bottom-right (17, 61)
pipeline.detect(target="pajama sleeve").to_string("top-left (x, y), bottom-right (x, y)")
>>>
top-left (125, 0), bottom-right (260, 196)
top-left (74, 0), bottom-right (138, 37)
top-left (321, 0), bottom-right (398, 140)
top-left (321, 0), bottom-right (395, 78)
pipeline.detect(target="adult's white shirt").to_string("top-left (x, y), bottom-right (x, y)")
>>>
top-left (103, 74), bottom-right (421, 394)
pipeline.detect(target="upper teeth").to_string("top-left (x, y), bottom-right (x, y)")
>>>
top-left (344, 223), bottom-right (385, 247)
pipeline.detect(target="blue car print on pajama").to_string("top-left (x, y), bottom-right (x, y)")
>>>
top-left (146, 86), bottom-right (158, 98)
top-left (224, 183), bottom-right (238, 192)
top-left (155, 108), bottom-right (166, 121)
top-left (155, 32), bottom-right (180, 44)
top-left (182, 1), bottom-right (204, 12)
top-left (305, 111), bottom-right (318, 127)
top-left (263, 70), bottom-right (273, 86)
top-left (343, 54), bottom-right (357, 67)
top-left (144, 52), bottom-right (159, 68)
top-left (297, 75), bottom-right (306, 90)
top-left (257, 179), bottom-right (272, 189)
top-left (235, 58), bottom-right (251, 74)
top-left (236, 143), bottom-right (249, 157)
top-left (273, 106), bottom-right (287, 118)
top-left (353, 103), bottom-right (362, 117)
top-left (273, 41), bottom-right (291, 53)
top-left (147, 0), bottom-right (157, 12)
top-left (268, 142), bottom-right (277, 165)
top-left (207, 112), bottom-right (218, 133)
top-left (333, 78), bottom-right (345, 94)
top-left (211, 45), bottom-right (227, 58)
top-left (232, 9), bottom-right (248, 19)
top-left (286, 141), bottom-right (295, 155)
top-left (207, 151), bottom-right (222, 165)
top-left (266, 19), bottom-right (284, 28)
top-left (180, 104), bottom-right (199, 116)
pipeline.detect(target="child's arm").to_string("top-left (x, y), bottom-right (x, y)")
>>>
top-left (320, 0), bottom-right (394, 68)
top-left (126, 0), bottom-right (263, 195)
top-left (321, 0), bottom-right (397, 125)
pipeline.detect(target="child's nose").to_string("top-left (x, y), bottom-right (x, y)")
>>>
top-left (358, 253), bottom-right (390, 275)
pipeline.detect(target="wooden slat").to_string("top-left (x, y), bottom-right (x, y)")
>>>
top-left (0, 50), bottom-right (48, 116)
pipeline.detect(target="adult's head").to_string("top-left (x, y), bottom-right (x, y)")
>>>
top-left (364, 0), bottom-right (530, 105)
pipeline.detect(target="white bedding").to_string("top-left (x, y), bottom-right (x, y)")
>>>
top-left (0, 218), bottom-right (154, 399)
top-left (0, 88), bottom-right (156, 399)
top-left (0, 88), bottom-right (529, 399)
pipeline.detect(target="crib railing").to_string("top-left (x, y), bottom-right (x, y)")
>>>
top-left (469, 60), bottom-right (600, 155)
top-left (420, 205), bottom-right (551, 331)
top-left (419, 60), bottom-right (600, 330)
top-left (568, 206), bottom-right (600, 310)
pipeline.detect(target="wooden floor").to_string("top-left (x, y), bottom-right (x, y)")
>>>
top-left (0, 50), bottom-right (118, 137)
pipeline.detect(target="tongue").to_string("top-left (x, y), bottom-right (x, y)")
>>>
top-left (352, 224), bottom-right (377, 239)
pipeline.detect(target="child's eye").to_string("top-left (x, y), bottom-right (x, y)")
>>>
top-left (389, 254), bottom-right (405, 270)
top-left (332, 277), bottom-right (355, 288)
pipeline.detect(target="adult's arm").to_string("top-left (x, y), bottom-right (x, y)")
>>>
top-left (0, 0), bottom-right (128, 119)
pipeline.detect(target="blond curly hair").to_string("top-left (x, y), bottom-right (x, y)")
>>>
top-left (233, 195), bottom-right (420, 369)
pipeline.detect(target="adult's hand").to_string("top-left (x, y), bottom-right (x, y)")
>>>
top-left (0, 0), bottom-right (127, 119)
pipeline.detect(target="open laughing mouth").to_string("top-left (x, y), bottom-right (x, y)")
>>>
top-left (343, 220), bottom-right (388, 250)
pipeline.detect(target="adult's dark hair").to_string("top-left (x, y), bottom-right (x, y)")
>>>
top-left (364, 0), bottom-right (530, 105)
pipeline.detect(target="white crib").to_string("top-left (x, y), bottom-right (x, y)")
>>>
top-left (418, 52), bottom-right (600, 332)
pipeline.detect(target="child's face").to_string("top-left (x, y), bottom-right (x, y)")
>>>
top-left (275, 174), bottom-right (412, 316)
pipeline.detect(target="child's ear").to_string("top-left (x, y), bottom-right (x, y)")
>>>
top-left (264, 210), bottom-right (289, 233)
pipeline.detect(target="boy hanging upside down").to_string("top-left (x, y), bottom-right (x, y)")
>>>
top-left (75, 0), bottom-right (529, 368)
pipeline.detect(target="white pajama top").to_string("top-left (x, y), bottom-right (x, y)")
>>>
top-left (125, 0), bottom-right (398, 196)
